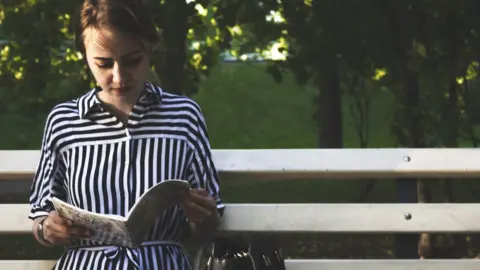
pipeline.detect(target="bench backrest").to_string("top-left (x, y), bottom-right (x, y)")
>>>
top-left (1, 149), bottom-right (480, 270)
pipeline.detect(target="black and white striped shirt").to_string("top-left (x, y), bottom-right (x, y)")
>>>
top-left (29, 82), bottom-right (224, 270)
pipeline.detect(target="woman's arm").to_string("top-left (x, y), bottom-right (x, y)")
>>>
top-left (29, 109), bottom-right (68, 246)
top-left (182, 102), bottom-right (225, 244)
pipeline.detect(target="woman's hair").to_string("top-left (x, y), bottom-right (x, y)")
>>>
top-left (74, 0), bottom-right (160, 56)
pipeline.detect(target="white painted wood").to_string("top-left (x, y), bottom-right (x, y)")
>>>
top-left (0, 261), bottom-right (56, 270)
top-left (4, 149), bottom-right (480, 268)
top-left (219, 203), bottom-right (480, 233)
top-left (5, 203), bottom-right (480, 234)
top-left (284, 259), bottom-right (480, 270)
top-left (0, 150), bottom-right (40, 180)
top-left (2, 259), bottom-right (480, 270)
top-left (0, 204), bottom-right (32, 233)
top-left (213, 148), bottom-right (480, 178)
top-left (3, 148), bottom-right (480, 180)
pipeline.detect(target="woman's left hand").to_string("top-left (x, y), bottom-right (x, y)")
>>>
top-left (180, 188), bottom-right (219, 224)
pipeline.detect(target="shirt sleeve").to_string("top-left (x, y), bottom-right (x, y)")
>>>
top-left (187, 104), bottom-right (225, 216)
top-left (28, 111), bottom-right (67, 220)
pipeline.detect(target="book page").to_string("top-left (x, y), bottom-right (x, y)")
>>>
top-left (126, 179), bottom-right (190, 240)
top-left (51, 197), bottom-right (134, 247)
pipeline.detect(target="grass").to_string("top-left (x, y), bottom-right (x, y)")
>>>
top-left (194, 62), bottom-right (397, 149)
top-left (194, 62), bottom-right (318, 149)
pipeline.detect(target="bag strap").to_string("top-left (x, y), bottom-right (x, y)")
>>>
top-left (193, 243), bottom-right (213, 270)
top-left (193, 241), bottom-right (257, 270)
top-left (246, 249), bottom-right (257, 270)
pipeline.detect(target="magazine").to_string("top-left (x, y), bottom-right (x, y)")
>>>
top-left (51, 179), bottom-right (190, 248)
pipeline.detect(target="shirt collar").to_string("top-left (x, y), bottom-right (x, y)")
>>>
top-left (142, 81), bottom-right (163, 105)
top-left (77, 87), bottom-right (101, 119)
top-left (77, 81), bottom-right (163, 119)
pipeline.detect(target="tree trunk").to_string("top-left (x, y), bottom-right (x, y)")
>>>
top-left (403, 70), bottom-right (430, 259)
top-left (437, 8), bottom-right (466, 257)
top-left (155, 0), bottom-right (189, 95)
top-left (315, 57), bottom-right (342, 148)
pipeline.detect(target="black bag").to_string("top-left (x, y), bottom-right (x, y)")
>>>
top-left (194, 235), bottom-right (286, 270)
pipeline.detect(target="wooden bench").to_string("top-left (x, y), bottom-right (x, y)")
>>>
top-left (2, 148), bottom-right (480, 269)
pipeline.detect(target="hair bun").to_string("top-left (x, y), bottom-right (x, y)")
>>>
top-left (75, 0), bottom-right (160, 55)
top-left (85, 0), bottom-right (98, 6)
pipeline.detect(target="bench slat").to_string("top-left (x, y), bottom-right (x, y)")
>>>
top-left (0, 260), bottom-right (56, 270)
top-left (285, 259), bottom-right (480, 270)
top-left (4, 148), bottom-right (480, 180)
top-left (5, 203), bottom-right (480, 234)
top-left (220, 203), bottom-right (480, 233)
top-left (1, 259), bottom-right (480, 270)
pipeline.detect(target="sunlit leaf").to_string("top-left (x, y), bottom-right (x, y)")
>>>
top-left (372, 68), bottom-right (387, 81)
top-left (195, 3), bottom-right (208, 17)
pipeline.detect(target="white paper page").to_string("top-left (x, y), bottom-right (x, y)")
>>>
top-left (52, 197), bottom-right (132, 246)
top-left (125, 179), bottom-right (190, 240)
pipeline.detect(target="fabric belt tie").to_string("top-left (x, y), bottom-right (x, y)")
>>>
top-left (76, 240), bottom-right (181, 270)
top-left (104, 246), bottom-right (140, 269)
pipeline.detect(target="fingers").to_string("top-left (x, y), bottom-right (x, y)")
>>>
top-left (180, 189), bottom-right (217, 223)
top-left (188, 191), bottom-right (216, 209)
top-left (180, 190), bottom-right (216, 214)
top-left (182, 207), bottom-right (211, 224)
top-left (193, 188), bottom-right (209, 197)
top-left (43, 212), bottom-right (90, 245)
top-left (68, 226), bottom-right (91, 240)
top-left (44, 212), bottom-right (69, 243)
top-left (49, 211), bottom-right (72, 227)
top-left (183, 200), bottom-right (212, 219)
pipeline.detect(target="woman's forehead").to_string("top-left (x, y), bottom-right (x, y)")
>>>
top-left (84, 27), bottom-right (143, 57)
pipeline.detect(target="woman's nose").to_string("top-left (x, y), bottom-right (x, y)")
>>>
top-left (112, 64), bottom-right (126, 86)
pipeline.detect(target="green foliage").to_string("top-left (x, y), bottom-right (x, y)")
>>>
top-left (0, 0), bottom-right (224, 121)
top-left (4, 0), bottom-right (480, 259)
top-left (0, 1), bottom-right (87, 115)
top-left (214, 0), bottom-right (480, 148)
top-left (146, 0), bottom-right (221, 96)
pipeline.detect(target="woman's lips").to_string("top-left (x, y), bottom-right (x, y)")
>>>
top-left (112, 87), bottom-right (130, 94)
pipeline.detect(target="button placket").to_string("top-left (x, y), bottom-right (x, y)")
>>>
top-left (125, 102), bottom-right (147, 210)
top-left (123, 125), bottom-right (132, 215)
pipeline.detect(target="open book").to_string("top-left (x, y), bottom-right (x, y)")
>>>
top-left (51, 179), bottom-right (190, 248)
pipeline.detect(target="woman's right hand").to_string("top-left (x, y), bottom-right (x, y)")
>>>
top-left (43, 211), bottom-right (90, 245)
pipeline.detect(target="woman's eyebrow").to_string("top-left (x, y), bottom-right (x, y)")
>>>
top-left (93, 50), bottom-right (142, 61)
top-left (121, 50), bottom-right (141, 59)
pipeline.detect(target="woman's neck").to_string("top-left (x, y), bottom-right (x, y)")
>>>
top-left (104, 102), bottom-right (131, 125)
top-left (96, 86), bottom-right (144, 125)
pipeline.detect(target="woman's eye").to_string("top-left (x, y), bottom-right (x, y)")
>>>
top-left (95, 57), bottom-right (140, 69)
top-left (124, 57), bottom-right (141, 66)
top-left (97, 62), bottom-right (113, 69)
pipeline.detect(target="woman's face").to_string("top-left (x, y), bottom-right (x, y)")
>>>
top-left (83, 26), bottom-right (151, 103)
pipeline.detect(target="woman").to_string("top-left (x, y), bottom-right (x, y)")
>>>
top-left (28, 0), bottom-right (224, 269)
